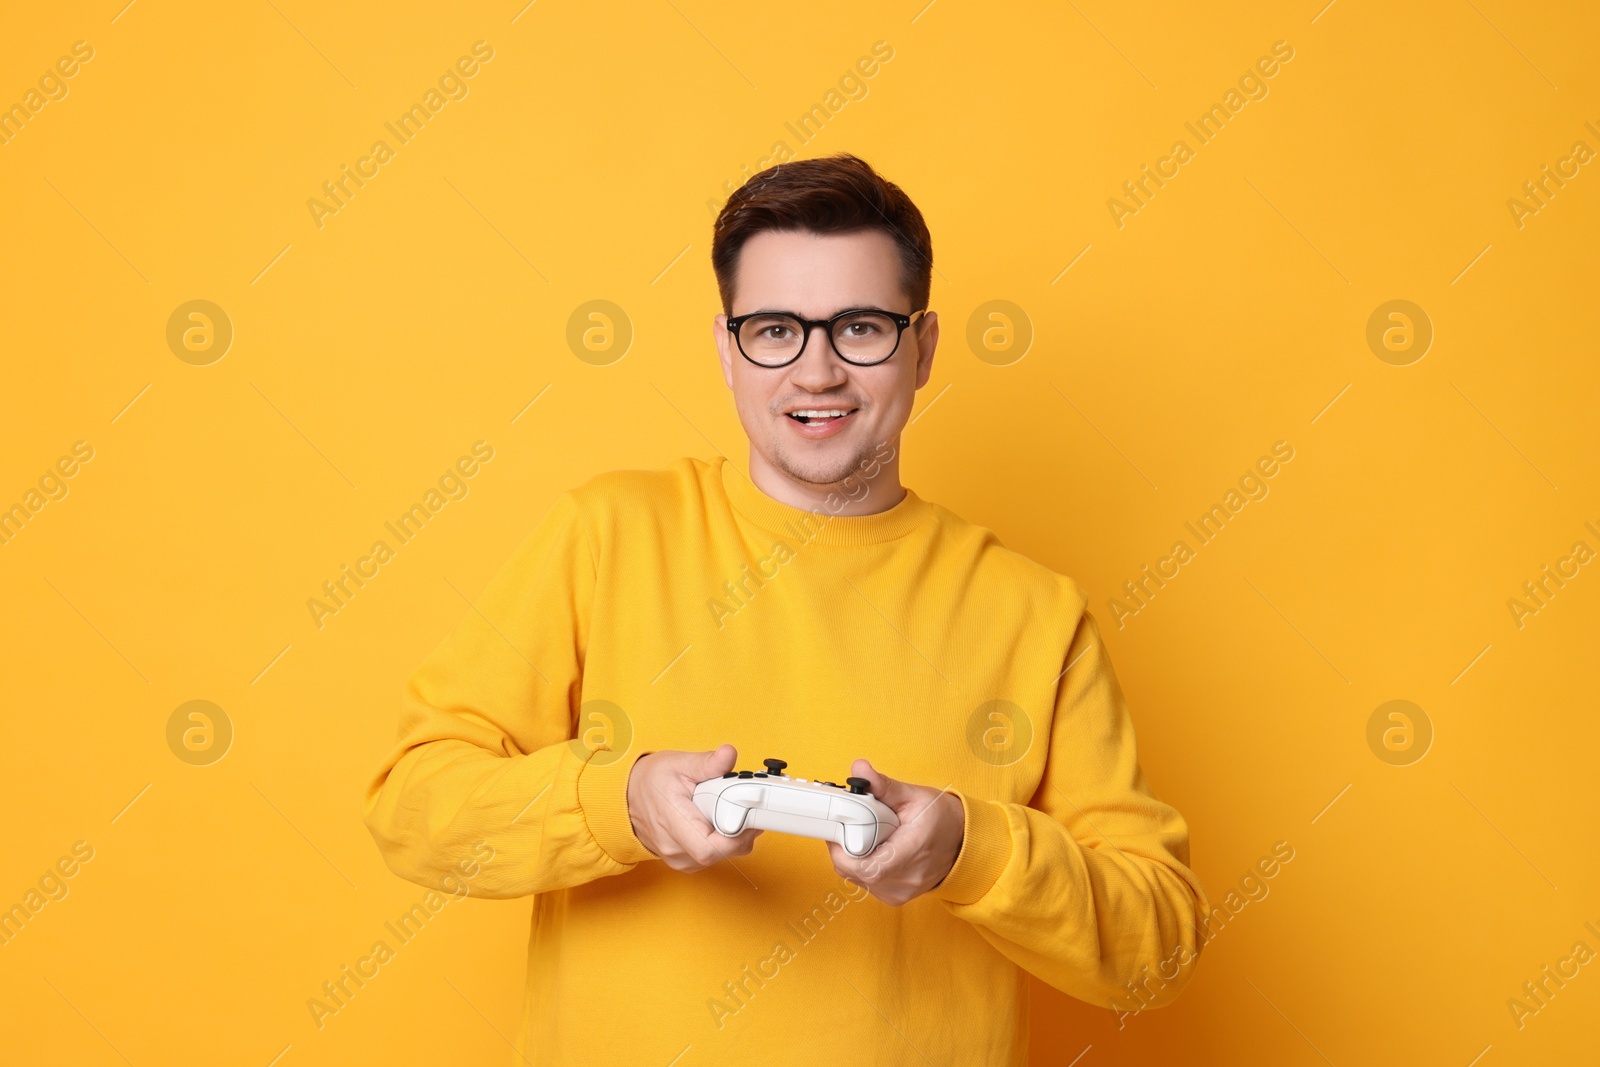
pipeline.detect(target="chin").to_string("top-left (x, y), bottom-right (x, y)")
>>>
top-left (769, 442), bottom-right (867, 488)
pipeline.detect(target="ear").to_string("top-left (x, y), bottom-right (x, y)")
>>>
top-left (713, 312), bottom-right (735, 389)
top-left (912, 311), bottom-right (939, 390)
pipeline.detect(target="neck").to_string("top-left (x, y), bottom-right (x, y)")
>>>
top-left (746, 440), bottom-right (906, 515)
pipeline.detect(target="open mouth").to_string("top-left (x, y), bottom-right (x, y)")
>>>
top-left (785, 407), bottom-right (859, 427)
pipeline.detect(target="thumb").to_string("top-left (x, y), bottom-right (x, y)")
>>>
top-left (849, 758), bottom-right (905, 807)
top-left (698, 743), bottom-right (738, 778)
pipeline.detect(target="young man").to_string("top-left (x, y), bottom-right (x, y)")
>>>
top-left (364, 153), bottom-right (1208, 1064)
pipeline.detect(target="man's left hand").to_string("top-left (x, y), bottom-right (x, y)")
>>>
top-left (827, 759), bottom-right (965, 906)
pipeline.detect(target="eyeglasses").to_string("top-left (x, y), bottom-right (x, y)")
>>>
top-left (726, 307), bottom-right (927, 368)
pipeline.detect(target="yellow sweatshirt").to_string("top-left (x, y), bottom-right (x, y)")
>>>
top-left (363, 454), bottom-right (1208, 1065)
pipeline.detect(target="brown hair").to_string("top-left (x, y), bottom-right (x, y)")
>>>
top-left (711, 153), bottom-right (933, 316)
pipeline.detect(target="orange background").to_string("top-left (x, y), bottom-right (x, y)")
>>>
top-left (2, 1), bottom-right (1597, 1063)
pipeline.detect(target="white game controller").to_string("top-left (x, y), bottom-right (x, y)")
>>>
top-left (693, 759), bottom-right (899, 858)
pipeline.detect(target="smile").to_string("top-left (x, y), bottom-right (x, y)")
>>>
top-left (786, 408), bottom-right (857, 425)
top-left (783, 407), bottom-right (859, 439)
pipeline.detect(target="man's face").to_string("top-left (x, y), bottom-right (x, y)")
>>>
top-left (713, 228), bottom-right (939, 488)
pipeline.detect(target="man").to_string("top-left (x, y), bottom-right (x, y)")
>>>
top-left (364, 153), bottom-right (1208, 1064)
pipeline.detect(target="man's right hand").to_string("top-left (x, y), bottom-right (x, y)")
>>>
top-left (625, 743), bottom-right (761, 871)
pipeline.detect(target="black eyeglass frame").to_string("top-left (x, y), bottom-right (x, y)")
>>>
top-left (725, 307), bottom-right (928, 368)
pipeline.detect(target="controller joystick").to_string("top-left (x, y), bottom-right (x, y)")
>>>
top-left (763, 758), bottom-right (788, 776)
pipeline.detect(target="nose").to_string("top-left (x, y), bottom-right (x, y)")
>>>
top-left (789, 323), bottom-right (849, 389)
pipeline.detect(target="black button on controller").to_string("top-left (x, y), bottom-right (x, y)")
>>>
top-left (846, 777), bottom-right (871, 795)
top-left (763, 758), bottom-right (788, 776)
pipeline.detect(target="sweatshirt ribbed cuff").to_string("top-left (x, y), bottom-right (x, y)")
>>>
top-left (932, 791), bottom-right (1013, 905)
top-left (577, 749), bottom-right (656, 867)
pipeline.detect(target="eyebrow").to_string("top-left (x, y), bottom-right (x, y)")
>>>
top-left (739, 305), bottom-right (900, 317)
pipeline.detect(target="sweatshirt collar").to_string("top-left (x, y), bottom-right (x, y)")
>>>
top-left (718, 455), bottom-right (933, 547)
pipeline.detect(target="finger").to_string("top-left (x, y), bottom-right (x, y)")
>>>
top-left (827, 847), bottom-right (885, 897)
top-left (670, 746), bottom-right (741, 831)
top-left (672, 787), bottom-right (715, 828)
top-left (654, 755), bottom-right (730, 827)
top-left (695, 822), bottom-right (761, 861)
top-left (698, 743), bottom-right (738, 779)
top-left (655, 837), bottom-right (700, 871)
top-left (850, 758), bottom-right (909, 810)
top-left (683, 839), bottom-right (724, 869)
top-left (720, 827), bottom-right (763, 856)
top-left (894, 785), bottom-right (960, 840)
top-left (701, 823), bottom-right (761, 846)
top-left (827, 841), bottom-right (874, 881)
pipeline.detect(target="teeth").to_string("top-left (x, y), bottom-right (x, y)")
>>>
top-left (790, 409), bottom-right (851, 418)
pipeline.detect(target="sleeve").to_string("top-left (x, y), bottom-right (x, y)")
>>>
top-left (361, 491), bottom-right (657, 900)
top-left (929, 607), bottom-right (1210, 1011)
